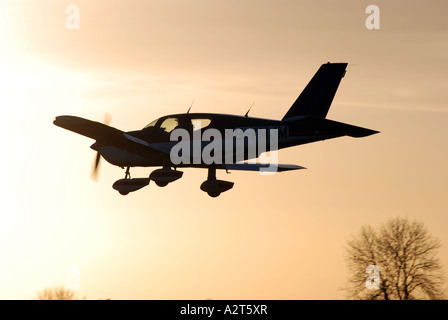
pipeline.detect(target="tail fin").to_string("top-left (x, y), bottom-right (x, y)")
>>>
top-left (282, 62), bottom-right (348, 120)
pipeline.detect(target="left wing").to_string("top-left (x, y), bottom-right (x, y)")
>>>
top-left (224, 163), bottom-right (306, 172)
top-left (53, 115), bottom-right (170, 158)
top-left (53, 115), bottom-right (124, 141)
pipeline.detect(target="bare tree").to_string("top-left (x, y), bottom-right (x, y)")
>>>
top-left (345, 217), bottom-right (446, 300)
top-left (35, 285), bottom-right (84, 300)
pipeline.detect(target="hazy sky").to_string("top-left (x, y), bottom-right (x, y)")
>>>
top-left (0, 0), bottom-right (447, 299)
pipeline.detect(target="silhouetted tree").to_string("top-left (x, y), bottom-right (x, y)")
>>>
top-left (345, 217), bottom-right (446, 300)
top-left (35, 285), bottom-right (84, 300)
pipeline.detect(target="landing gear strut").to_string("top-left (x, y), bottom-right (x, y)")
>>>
top-left (119, 167), bottom-right (131, 195)
top-left (206, 167), bottom-right (220, 198)
top-left (124, 166), bottom-right (131, 180)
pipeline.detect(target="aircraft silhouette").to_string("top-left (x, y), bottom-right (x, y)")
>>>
top-left (54, 62), bottom-right (378, 197)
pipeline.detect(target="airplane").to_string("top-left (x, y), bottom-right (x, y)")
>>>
top-left (53, 62), bottom-right (379, 197)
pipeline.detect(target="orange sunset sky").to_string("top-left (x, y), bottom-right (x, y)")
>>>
top-left (0, 0), bottom-right (447, 299)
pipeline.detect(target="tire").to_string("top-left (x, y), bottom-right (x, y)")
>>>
top-left (155, 181), bottom-right (169, 187)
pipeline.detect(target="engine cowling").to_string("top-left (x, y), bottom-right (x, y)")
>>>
top-left (200, 179), bottom-right (234, 197)
top-left (150, 168), bottom-right (183, 187)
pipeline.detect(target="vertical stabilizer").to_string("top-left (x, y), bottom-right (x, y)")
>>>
top-left (282, 63), bottom-right (348, 120)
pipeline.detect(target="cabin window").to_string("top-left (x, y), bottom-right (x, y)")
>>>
top-left (159, 117), bottom-right (179, 133)
top-left (191, 119), bottom-right (211, 131)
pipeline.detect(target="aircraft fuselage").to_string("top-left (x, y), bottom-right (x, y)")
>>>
top-left (92, 113), bottom-right (344, 168)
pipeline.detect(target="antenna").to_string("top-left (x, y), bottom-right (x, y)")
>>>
top-left (187, 99), bottom-right (195, 114)
top-left (244, 102), bottom-right (255, 118)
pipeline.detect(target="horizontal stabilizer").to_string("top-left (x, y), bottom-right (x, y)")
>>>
top-left (286, 116), bottom-right (379, 138)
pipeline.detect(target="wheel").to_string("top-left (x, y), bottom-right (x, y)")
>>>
top-left (155, 181), bottom-right (169, 187)
top-left (119, 191), bottom-right (129, 195)
top-left (207, 191), bottom-right (221, 198)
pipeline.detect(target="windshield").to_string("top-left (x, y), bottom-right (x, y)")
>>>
top-left (144, 119), bottom-right (158, 129)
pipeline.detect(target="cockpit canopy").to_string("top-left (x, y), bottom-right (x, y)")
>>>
top-left (143, 115), bottom-right (212, 136)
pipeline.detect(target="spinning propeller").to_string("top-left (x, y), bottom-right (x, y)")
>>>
top-left (90, 113), bottom-right (111, 181)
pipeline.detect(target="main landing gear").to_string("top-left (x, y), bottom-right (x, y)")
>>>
top-left (150, 166), bottom-right (183, 187)
top-left (200, 167), bottom-right (234, 198)
top-left (113, 166), bottom-right (184, 195)
top-left (112, 166), bottom-right (149, 195)
top-left (112, 166), bottom-right (234, 197)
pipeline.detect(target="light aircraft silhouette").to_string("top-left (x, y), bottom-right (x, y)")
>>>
top-left (54, 62), bottom-right (378, 197)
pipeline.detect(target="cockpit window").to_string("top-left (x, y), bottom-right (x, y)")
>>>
top-left (144, 119), bottom-right (158, 129)
top-left (142, 116), bottom-right (212, 138)
top-left (159, 117), bottom-right (179, 133)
